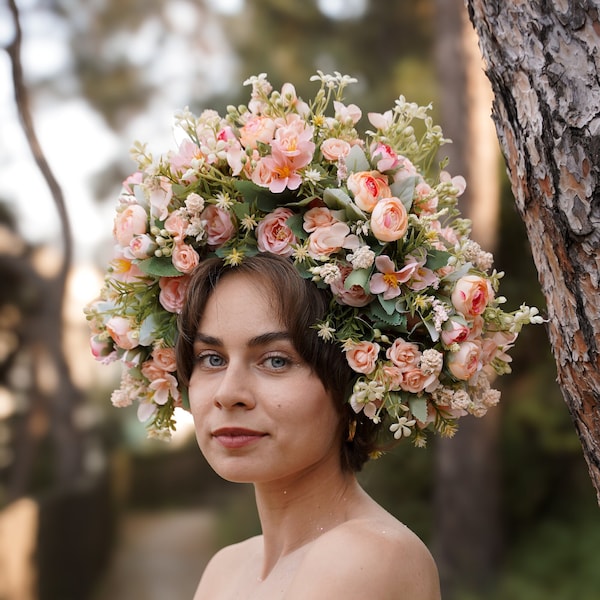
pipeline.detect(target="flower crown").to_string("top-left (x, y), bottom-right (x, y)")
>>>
top-left (85, 72), bottom-right (542, 445)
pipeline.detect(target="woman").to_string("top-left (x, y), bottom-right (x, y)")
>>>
top-left (176, 253), bottom-right (441, 599)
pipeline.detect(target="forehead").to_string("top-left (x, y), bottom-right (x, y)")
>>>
top-left (199, 272), bottom-right (284, 333)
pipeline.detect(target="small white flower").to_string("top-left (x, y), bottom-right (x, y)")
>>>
top-left (303, 168), bottom-right (322, 184)
top-left (316, 322), bottom-right (336, 341)
top-left (390, 417), bottom-right (416, 440)
top-left (215, 192), bottom-right (233, 210)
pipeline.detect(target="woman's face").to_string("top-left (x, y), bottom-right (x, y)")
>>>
top-left (188, 272), bottom-right (343, 486)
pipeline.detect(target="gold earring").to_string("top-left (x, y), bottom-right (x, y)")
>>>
top-left (347, 420), bottom-right (357, 442)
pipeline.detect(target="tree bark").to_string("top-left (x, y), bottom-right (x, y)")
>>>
top-left (466, 1), bottom-right (600, 503)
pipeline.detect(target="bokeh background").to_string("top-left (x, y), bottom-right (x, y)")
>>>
top-left (1, 1), bottom-right (599, 599)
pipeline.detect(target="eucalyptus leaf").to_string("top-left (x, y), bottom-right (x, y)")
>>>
top-left (409, 397), bottom-right (428, 423)
top-left (426, 249), bottom-right (452, 270)
top-left (390, 176), bottom-right (418, 210)
top-left (287, 213), bottom-right (306, 240)
top-left (323, 188), bottom-right (367, 221)
top-left (344, 268), bottom-right (370, 290)
top-left (345, 144), bottom-right (370, 173)
top-left (422, 318), bottom-right (440, 342)
top-left (139, 314), bottom-right (159, 346)
top-left (137, 257), bottom-right (183, 277)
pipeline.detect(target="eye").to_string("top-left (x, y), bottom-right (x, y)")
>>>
top-left (195, 351), bottom-right (226, 369)
top-left (263, 354), bottom-right (291, 370)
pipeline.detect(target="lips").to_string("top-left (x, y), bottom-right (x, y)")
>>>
top-left (211, 427), bottom-right (267, 449)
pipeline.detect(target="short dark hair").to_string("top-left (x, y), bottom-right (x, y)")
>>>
top-left (175, 253), bottom-right (380, 471)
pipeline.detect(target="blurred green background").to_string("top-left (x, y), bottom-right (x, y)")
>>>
top-left (1, 1), bottom-right (598, 599)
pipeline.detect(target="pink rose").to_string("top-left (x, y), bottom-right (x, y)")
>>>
top-left (447, 341), bottom-right (482, 380)
top-left (239, 116), bottom-right (276, 149)
top-left (303, 207), bottom-right (337, 233)
top-left (321, 138), bottom-right (351, 161)
top-left (114, 204), bottom-right (147, 247)
top-left (370, 197), bottom-right (409, 242)
top-left (152, 347), bottom-right (178, 372)
top-left (370, 142), bottom-right (399, 172)
top-left (256, 207), bottom-right (297, 256)
top-left (171, 242), bottom-right (199, 274)
top-left (347, 171), bottom-right (391, 212)
top-left (202, 205), bottom-right (235, 248)
top-left (307, 222), bottom-right (352, 258)
top-left (106, 316), bottom-right (139, 350)
top-left (451, 275), bottom-right (494, 318)
top-left (386, 338), bottom-right (421, 371)
top-left (345, 341), bottom-right (381, 374)
top-left (441, 317), bottom-right (471, 346)
top-left (413, 181), bottom-right (438, 215)
top-left (128, 234), bottom-right (157, 260)
top-left (90, 335), bottom-right (114, 360)
top-left (392, 156), bottom-right (418, 182)
top-left (159, 275), bottom-right (190, 314)
top-left (330, 266), bottom-right (372, 307)
top-left (381, 364), bottom-right (404, 390)
top-left (164, 210), bottom-right (189, 241)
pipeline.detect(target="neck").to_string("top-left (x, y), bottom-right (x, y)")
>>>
top-left (253, 456), bottom-right (365, 577)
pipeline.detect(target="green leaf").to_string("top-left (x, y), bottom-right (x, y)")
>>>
top-left (344, 268), bottom-right (370, 290)
top-left (233, 179), bottom-right (296, 211)
top-left (422, 318), bottom-right (440, 342)
top-left (409, 397), bottom-right (428, 423)
top-left (345, 144), bottom-right (370, 173)
top-left (323, 188), bottom-right (367, 221)
top-left (426, 248), bottom-right (452, 270)
top-left (137, 257), bottom-right (182, 277)
top-left (390, 176), bottom-right (418, 211)
top-left (286, 213), bottom-right (306, 240)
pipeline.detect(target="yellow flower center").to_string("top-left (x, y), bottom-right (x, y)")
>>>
top-left (383, 273), bottom-right (399, 288)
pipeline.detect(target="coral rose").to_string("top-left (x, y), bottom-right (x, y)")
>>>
top-left (451, 275), bottom-right (494, 318)
top-left (345, 341), bottom-right (381, 374)
top-left (370, 197), bottom-right (409, 242)
top-left (347, 171), bottom-right (391, 212)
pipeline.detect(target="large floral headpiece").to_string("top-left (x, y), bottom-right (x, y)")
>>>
top-left (85, 72), bottom-right (542, 445)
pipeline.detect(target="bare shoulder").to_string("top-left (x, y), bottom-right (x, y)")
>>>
top-left (193, 536), bottom-right (261, 599)
top-left (288, 517), bottom-right (440, 600)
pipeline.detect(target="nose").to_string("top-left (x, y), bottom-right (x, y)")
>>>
top-left (213, 360), bottom-right (256, 410)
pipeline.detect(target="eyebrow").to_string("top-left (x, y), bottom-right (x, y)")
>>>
top-left (194, 331), bottom-right (293, 347)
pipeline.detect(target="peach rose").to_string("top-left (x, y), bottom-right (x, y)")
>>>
top-left (159, 275), bottom-right (190, 314)
top-left (381, 364), bottom-right (404, 390)
top-left (239, 115), bottom-right (276, 149)
top-left (114, 204), bottom-right (147, 247)
top-left (307, 222), bottom-right (351, 258)
top-left (256, 207), bottom-right (297, 256)
top-left (386, 338), bottom-right (420, 371)
top-left (347, 171), bottom-right (391, 212)
top-left (141, 360), bottom-right (165, 382)
top-left (202, 205), bottom-right (235, 248)
top-left (345, 341), bottom-right (381, 374)
top-left (152, 347), bottom-right (178, 372)
top-left (451, 275), bottom-right (494, 318)
top-left (321, 138), bottom-right (351, 161)
top-left (303, 207), bottom-right (337, 232)
top-left (106, 316), bottom-right (139, 350)
top-left (400, 368), bottom-right (438, 394)
top-left (447, 341), bottom-right (482, 380)
top-left (370, 197), bottom-right (409, 242)
top-left (171, 242), bottom-right (200, 274)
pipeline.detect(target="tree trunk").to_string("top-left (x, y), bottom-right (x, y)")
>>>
top-left (466, 1), bottom-right (600, 503)
top-left (432, 1), bottom-right (502, 595)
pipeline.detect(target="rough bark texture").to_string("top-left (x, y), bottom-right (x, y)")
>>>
top-left (467, 0), bottom-right (600, 503)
